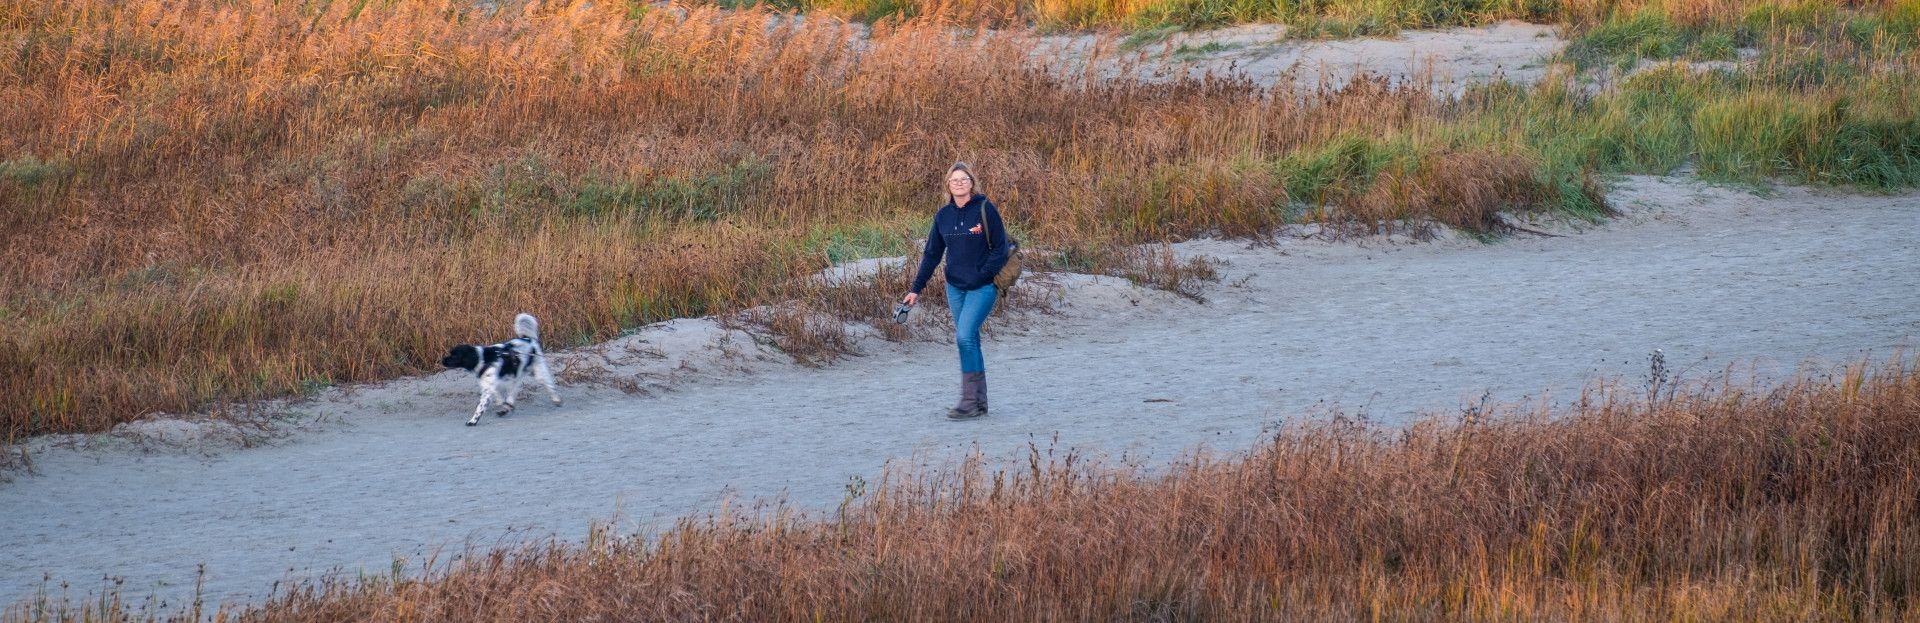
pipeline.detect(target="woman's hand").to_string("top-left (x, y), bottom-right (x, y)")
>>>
top-left (902, 292), bottom-right (918, 306)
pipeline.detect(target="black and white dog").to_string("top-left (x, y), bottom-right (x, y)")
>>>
top-left (441, 313), bottom-right (561, 426)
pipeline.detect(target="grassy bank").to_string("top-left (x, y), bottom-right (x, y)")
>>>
top-left (1, 0), bottom-right (1916, 438)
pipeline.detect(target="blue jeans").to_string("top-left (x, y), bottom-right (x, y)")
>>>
top-left (945, 283), bottom-right (997, 374)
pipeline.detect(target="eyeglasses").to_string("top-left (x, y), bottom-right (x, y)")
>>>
top-left (947, 178), bottom-right (973, 185)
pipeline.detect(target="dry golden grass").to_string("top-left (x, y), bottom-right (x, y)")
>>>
top-left (0, 0), bottom-right (1543, 439)
top-left (4, 0), bottom-right (1914, 439)
top-left (15, 357), bottom-right (1915, 621)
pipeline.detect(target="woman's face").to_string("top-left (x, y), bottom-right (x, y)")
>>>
top-left (946, 171), bottom-right (974, 201)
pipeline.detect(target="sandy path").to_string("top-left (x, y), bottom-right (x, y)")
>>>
top-left (4, 176), bottom-right (1917, 611)
top-left (1035, 21), bottom-right (1565, 92)
top-left (769, 15), bottom-right (1566, 92)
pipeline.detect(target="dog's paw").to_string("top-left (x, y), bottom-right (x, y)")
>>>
top-left (466, 420), bottom-right (478, 426)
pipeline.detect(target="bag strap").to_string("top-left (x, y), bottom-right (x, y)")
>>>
top-left (984, 201), bottom-right (1011, 250)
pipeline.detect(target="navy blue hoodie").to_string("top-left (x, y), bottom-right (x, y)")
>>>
top-left (911, 194), bottom-right (1011, 294)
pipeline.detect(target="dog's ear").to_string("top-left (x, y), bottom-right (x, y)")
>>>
top-left (441, 346), bottom-right (478, 370)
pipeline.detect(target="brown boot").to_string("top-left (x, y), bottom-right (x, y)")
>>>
top-left (947, 373), bottom-right (984, 419)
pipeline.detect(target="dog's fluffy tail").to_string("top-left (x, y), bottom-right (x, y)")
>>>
top-left (515, 313), bottom-right (540, 340)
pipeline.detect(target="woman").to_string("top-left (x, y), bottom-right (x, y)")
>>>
top-left (902, 162), bottom-right (1012, 419)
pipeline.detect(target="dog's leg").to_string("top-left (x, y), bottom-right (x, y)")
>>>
top-left (535, 352), bottom-right (562, 406)
top-left (499, 375), bottom-right (520, 416)
top-left (470, 369), bottom-right (500, 426)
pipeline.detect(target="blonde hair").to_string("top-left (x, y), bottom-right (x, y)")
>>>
top-left (944, 161), bottom-right (977, 204)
